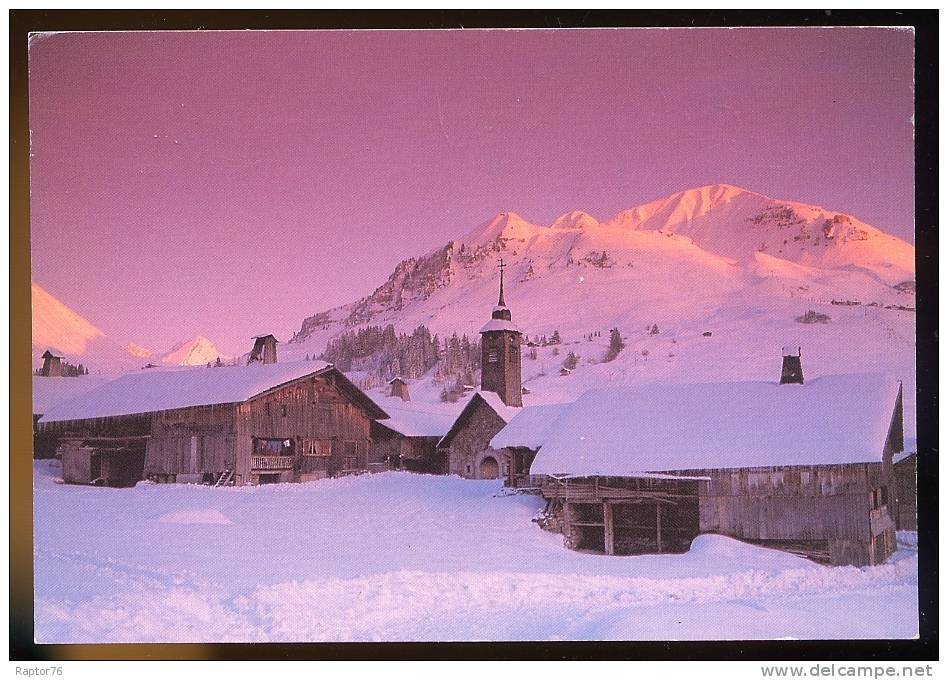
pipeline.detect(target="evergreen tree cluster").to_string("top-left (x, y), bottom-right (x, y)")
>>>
top-left (319, 324), bottom-right (480, 389)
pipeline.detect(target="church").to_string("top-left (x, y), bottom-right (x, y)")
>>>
top-left (437, 259), bottom-right (526, 479)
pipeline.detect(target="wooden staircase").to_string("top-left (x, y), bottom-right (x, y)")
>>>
top-left (214, 468), bottom-right (235, 487)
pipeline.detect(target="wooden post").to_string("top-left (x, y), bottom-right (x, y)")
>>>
top-left (603, 502), bottom-right (615, 555)
top-left (656, 502), bottom-right (663, 553)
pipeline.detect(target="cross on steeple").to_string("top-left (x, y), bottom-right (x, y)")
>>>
top-left (497, 257), bottom-right (507, 307)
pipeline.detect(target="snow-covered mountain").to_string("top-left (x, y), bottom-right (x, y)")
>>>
top-left (158, 336), bottom-right (227, 366)
top-left (284, 184), bottom-right (916, 432)
top-left (31, 281), bottom-right (142, 374)
top-left (31, 282), bottom-right (225, 373)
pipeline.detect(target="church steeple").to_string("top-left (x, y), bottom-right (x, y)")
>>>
top-left (498, 257), bottom-right (506, 308)
top-left (479, 258), bottom-right (522, 407)
top-left (491, 258), bottom-right (512, 322)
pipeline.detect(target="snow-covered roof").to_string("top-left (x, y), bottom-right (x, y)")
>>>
top-left (893, 450), bottom-right (916, 465)
top-left (490, 403), bottom-right (572, 450)
top-left (479, 318), bottom-right (521, 334)
top-left (437, 390), bottom-right (526, 448)
top-left (32, 375), bottom-right (111, 415)
top-left (38, 360), bottom-right (365, 423)
top-left (531, 374), bottom-right (903, 477)
top-left (375, 397), bottom-right (462, 438)
top-left (475, 390), bottom-right (523, 424)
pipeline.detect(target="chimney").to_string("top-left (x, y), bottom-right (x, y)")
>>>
top-left (40, 350), bottom-right (62, 377)
top-left (248, 335), bottom-right (278, 365)
top-left (780, 346), bottom-right (804, 384)
top-left (389, 377), bottom-right (410, 401)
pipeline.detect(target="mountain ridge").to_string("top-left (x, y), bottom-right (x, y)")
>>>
top-left (288, 184), bottom-right (914, 350)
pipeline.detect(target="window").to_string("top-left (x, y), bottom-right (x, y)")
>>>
top-left (509, 346), bottom-right (519, 362)
top-left (304, 439), bottom-right (333, 457)
top-left (281, 404), bottom-right (287, 418)
top-left (466, 465), bottom-right (472, 474)
top-left (487, 352), bottom-right (498, 363)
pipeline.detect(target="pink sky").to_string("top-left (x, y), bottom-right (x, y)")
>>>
top-left (29, 28), bottom-right (915, 356)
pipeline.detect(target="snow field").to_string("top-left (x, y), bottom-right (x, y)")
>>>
top-left (33, 462), bottom-right (918, 643)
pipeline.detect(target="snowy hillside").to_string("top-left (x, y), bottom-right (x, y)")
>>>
top-left (33, 462), bottom-right (918, 642)
top-left (283, 185), bottom-right (916, 431)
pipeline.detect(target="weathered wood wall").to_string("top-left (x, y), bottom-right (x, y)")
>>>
top-left (894, 454), bottom-right (917, 531)
top-left (145, 404), bottom-right (238, 481)
top-left (235, 373), bottom-right (374, 484)
top-left (666, 463), bottom-right (895, 566)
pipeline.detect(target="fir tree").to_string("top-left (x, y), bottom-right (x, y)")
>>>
top-left (604, 328), bottom-right (625, 362)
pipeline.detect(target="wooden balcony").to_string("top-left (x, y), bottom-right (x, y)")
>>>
top-left (250, 456), bottom-right (295, 471)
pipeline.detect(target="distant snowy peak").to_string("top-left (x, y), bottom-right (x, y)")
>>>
top-left (551, 211), bottom-right (600, 231)
top-left (460, 211), bottom-right (543, 247)
top-left (32, 281), bottom-right (106, 355)
top-left (607, 184), bottom-right (913, 284)
top-left (160, 336), bottom-right (226, 366)
top-left (31, 281), bottom-right (142, 373)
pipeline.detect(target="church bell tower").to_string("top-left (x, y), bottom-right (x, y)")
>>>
top-left (479, 258), bottom-right (523, 407)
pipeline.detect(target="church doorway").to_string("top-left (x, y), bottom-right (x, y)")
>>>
top-left (478, 456), bottom-right (499, 479)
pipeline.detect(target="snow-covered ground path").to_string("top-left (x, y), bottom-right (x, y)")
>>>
top-left (33, 462), bottom-right (918, 642)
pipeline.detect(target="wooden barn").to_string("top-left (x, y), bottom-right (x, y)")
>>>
top-left (492, 371), bottom-right (905, 566)
top-left (37, 360), bottom-right (388, 487)
top-left (370, 382), bottom-right (461, 473)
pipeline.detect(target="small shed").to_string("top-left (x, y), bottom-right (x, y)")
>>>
top-left (500, 374), bottom-right (904, 566)
top-left (388, 377), bottom-right (411, 401)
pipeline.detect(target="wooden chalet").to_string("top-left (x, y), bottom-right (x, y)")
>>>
top-left (492, 370), bottom-right (905, 566)
top-left (37, 360), bottom-right (388, 487)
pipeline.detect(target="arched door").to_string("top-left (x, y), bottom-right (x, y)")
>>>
top-left (478, 456), bottom-right (499, 479)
